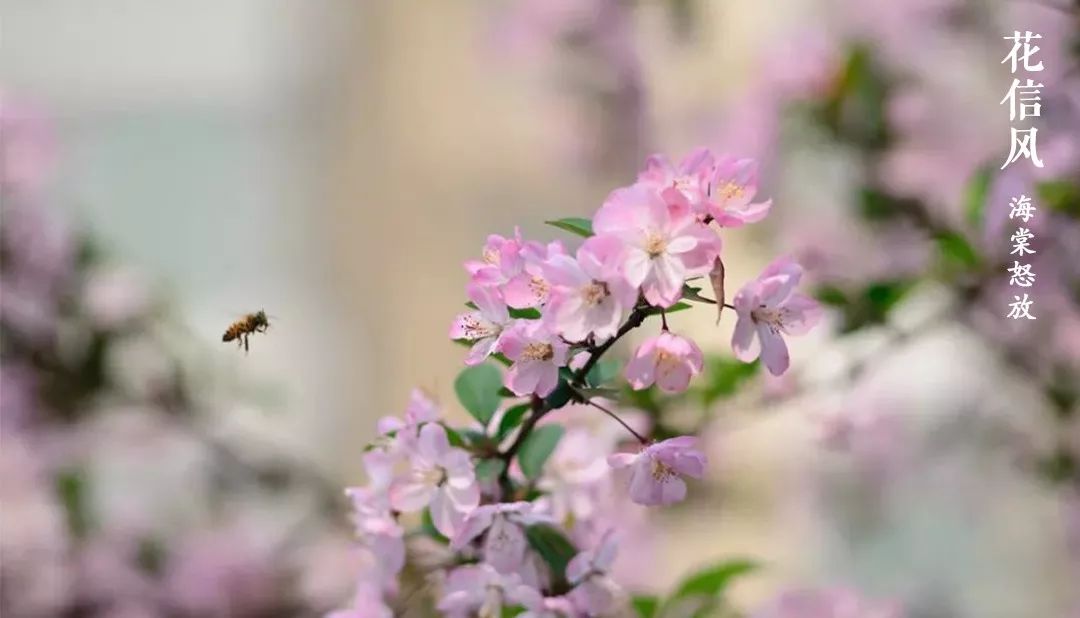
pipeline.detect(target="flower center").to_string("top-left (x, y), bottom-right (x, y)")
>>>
top-left (522, 342), bottom-right (554, 361)
top-left (672, 176), bottom-right (695, 193)
top-left (482, 248), bottom-right (499, 265)
top-left (645, 233), bottom-right (668, 258)
top-left (529, 275), bottom-right (550, 300)
top-left (751, 305), bottom-right (783, 332)
top-left (716, 181), bottom-right (745, 201)
top-left (650, 457), bottom-right (675, 482)
top-left (419, 466), bottom-right (447, 487)
top-left (461, 315), bottom-right (496, 339)
top-left (582, 281), bottom-right (609, 306)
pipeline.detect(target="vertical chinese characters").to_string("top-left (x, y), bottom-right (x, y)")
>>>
top-left (1000, 31), bottom-right (1045, 170)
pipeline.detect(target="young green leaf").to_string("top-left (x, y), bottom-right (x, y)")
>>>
top-left (545, 217), bottom-right (594, 237)
top-left (632, 596), bottom-right (661, 618)
top-left (517, 424), bottom-right (564, 480)
top-left (454, 364), bottom-right (503, 426)
top-left (475, 458), bottom-right (507, 482)
top-left (667, 559), bottom-right (759, 603)
top-left (496, 403), bottom-right (531, 441)
top-left (963, 165), bottom-right (994, 227)
top-left (525, 523), bottom-right (578, 584)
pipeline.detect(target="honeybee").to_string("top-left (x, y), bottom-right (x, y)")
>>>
top-left (222, 310), bottom-right (271, 352)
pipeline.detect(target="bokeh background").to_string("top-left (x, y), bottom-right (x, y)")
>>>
top-left (3, 1), bottom-right (1079, 617)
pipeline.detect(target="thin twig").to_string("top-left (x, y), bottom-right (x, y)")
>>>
top-left (569, 384), bottom-right (649, 444)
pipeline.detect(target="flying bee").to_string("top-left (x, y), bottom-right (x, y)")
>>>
top-left (222, 310), bottom-right (271, 352)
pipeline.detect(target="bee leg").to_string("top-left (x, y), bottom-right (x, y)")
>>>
top-left (243, 334), bottom-right (250, 353)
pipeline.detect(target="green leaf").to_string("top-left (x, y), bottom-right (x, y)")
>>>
top-left (498, 387), bottom-right (519, 398)
top-left (1038, 180), bottom-right (1080, 217)
top-left (496, 403), bottom-right (531, 441)
top-left (586, 359), bottom-right (621, 387)
top-left (643, 302), bottom-right (691, 318)
top-left (963, 165), bottom-right (994, 227)
top-left (543, 379), bottom-right (574, 410)
top-left (545, 217), bottom-right (594, 237)
top-left (632, 596), bottom-right (661, 618)
top-left (421, 508), bottom-right (450, 544)
top-left (681, 284), bottom-right (717, 304)
top-left (935, 230), bottom-right (981, 270)
top-left (55, 469), bottom-right (92, 539)
top-left (525, 524), bottom-right (578, 585)
top-left (815, 285), bottom-right (849, 307)
top-left (475, 458), bottom-right (507, 482)
top-left (443, 425), bottom-right (467, 449)
top-left (454, 364), bottom-right (503, 426)
top-left (517, 424), bottom-right (564, 480)
top-left (668, 559), bottom-right (759, 604)
top-left (700, 357), bottom-right (759, 405)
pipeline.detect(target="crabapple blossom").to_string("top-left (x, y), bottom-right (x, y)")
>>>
top-left (344, 487), bottom-right (405, 579)
top-left (593, 183), bottom-right (721, 307)
top-left (625, 331), bottom-right (704, 394)
top-left (451, 282), bottom-right (513, 365)
top-left (375, 388), bottom-right (440, 451)
top-left (542, 235), bottom-right (637, 342)
top-left (731, 256), bottom-right (822, 376)
top-left (437, 564), bottom-right (543, 618)
top-left (708, 155), bottom-right (773, 227)
top-left (518, 596), bottom-right (578, 618)
top-left (499, 320), bottom-right (570, 396)
top-left (637, 147), bottom-right (715, 213)
top-left (389, 423), bottom-right (479, 537)
top-left (465, 229), bottom-right (525, 290)
top-left (451, 501), bottom-right (548, 574)
top-left (608, 436), bottom-right (706, 506)
top-left (503, 239), bottom-right (566, 309)
top-left (566, 529), bottom-right (623, 614)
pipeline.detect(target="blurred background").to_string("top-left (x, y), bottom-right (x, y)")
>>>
top-left (2, 1), bottom-right (1079, 617)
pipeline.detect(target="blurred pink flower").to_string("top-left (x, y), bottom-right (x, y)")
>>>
top-left (543, 235), bottom-right (636, 342)
top-left (437, 564), bottom-right (543, 618)
top-left (82, 266), bottom-right (150, 330)
top-left (608, 436), bottom-right (706, 506)
top-left (162, 526), bottom-right (280, 618)
top-left (0, 94), bottom-right (56, 200)
top-left (732, 256), bottom-right (821, 376)
top-left (752, 587), bottom-right (903, 618)
top-left (452, 501), bottom-right (547, 574)
top-left (389, 423), bottom-right (479, 538)
top-left (593, 183), bottom-right (720, 307)
top-left (499, 320), bottom-right (570, 397)
top-left (625, 331), bottom-right (704, 394)
top-left (566, 529), bottom-right (623, 614)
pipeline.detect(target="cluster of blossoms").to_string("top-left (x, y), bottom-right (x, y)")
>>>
top-left (334, 149), bottom-right (821, 616)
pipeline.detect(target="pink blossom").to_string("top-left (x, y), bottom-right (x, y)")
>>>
top-left (752, 587), bottom-right (904, 618)
top-left (637, 147), bottom-right (715, 213)
top-left (566, 529), bottom-right (623, 614)
top-left (543, 235), bottom-right (637, 342)
top-left (344, 487), bottom-right (405, 579)
top-left (625, 332), bottom-right (704, 394)
top-left (437, 564), bottom-right (543, 618)
top-left (162, 526), bottom-right (279, 618)
top-left (607, 436), bottom-right (706, 506)
top-left (389, 423), bottom-right (479, 537)
top-left (519, 595), bottom-right (578, 618)
top-left (499, 320), bottom-right (570, 397)
top-left (451, 501), bottom-right (547, 574)
top-left (731, 256), bottom-right (821, 376)
top-left (593, 183), bottom-right (721, 307)
top-left (375, 388), bottom-right (441, 451)
top-left (503, 240), bottom-right (566, 309)
top-left (450, 282), bottom-right (512, 365)
top-left (328, 579), bottom-right (393, 618)
top-left (464, 230), bottom-right (525, 289)
top-left (535, 427), bottom-right (611, 524)
top-left (708, 156), bottom-right (772, 227)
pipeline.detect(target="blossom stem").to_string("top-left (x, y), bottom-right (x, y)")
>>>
top-left (722, 302), bottom-right (736, 310)
top-left (569, 385), bottom-right (649, 444)
top-left (660, 309), bottom-right (669, 331)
